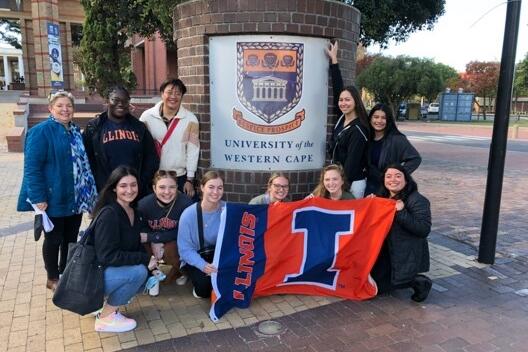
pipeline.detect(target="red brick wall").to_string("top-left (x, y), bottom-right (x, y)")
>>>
top-left (174, 0), bottom-right (360, 201)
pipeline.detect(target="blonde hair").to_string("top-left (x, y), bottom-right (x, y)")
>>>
top-left (312, 164), bottom-right (349, 198)
top-left (266, 172), bottom-right (289, 190)
top-left (48, 90), bottom-right (75, 107)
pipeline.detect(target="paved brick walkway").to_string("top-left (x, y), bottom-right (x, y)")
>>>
top-left (0, 121), bottom-right (527, 351)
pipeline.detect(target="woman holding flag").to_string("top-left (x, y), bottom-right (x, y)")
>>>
top-left (178, 171), bottom-right (225, 298)
top-left (372, 164), bottom-right (432, 302)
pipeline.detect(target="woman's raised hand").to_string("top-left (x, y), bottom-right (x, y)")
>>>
top-left (325, 41), bottom-right (339, 64)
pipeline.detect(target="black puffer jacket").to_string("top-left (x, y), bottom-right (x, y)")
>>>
top-left (388, 191), bottom-right (431, 285)
top-left (367, 131), bottom-right (421, 192)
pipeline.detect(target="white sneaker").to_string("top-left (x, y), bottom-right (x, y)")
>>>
top-left (90, 307), bottom-right (103, 316)
top-left (192, 288), bottom-right (201, 299)
top-left (148, 281), bottom-right (160, 297)
top-left (176, 275), bottom-right (188, 286)
top-left (94, 311), bottom-right (137, 333)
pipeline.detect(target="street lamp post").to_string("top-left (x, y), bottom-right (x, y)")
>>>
top-left (479, 0), bottom-right (522, 264)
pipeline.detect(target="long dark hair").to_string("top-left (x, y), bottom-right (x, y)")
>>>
top-left (92, 166), bottom-right (139, 217)
top-left (368, 103), bottom-right (400, 139)
top-left (378, 163), bottom-right (417, 201)
top-left (340, 85), bottom-right (370, 131)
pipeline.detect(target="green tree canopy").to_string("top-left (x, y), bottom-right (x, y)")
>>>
top-left (78, 0), bottom-right (445, 96)
top-left (514, 53), bottom-right (528, 97)
top-left (78, 0), bottom-right (183, 96)
top-left (79, 0), bottom-right (136, 97)
top-left (356, 55), bottom-right (457, 113)
top-left (345, 0), bottom-right (446, 47)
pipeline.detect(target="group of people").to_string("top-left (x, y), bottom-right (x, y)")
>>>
top-left (17, 41), bottom-right (432, 333)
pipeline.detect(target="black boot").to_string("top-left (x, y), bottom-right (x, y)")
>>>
top-left (411, 275), bottom-right (432, 302)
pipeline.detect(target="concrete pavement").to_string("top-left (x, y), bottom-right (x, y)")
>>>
top-left (0, 121), bottom-right (527, 351)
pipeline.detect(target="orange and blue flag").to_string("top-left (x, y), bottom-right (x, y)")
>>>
top-left (209, 197), bottom-right (396, 321)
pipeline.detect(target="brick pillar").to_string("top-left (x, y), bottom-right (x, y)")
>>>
top-left (174, 0), bottom-right (360, 201)
top-left (31, 0), bottom-right (60, 97)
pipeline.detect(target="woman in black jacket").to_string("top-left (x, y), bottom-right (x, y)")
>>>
top-left (326, 41), bottom-right (370, 198)
top-left (372, 164), bottom-right (432, 302)
top-left (365, 103), bottom-right (421, 195)
top-left (91, 166), bottom-right (158, 333)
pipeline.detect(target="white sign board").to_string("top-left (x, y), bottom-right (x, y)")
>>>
top-left (209, 35), bottom-right (328, 171)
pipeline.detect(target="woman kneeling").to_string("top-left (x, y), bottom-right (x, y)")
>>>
top-left (372, 164), bottom-right (432, 302)
top-left (309, 164), bottom-right (354, 200)
top-left (138, 170), bottom-right (193, 295)
top-left (92, 166), bottom-right (158, 332)
top-left (178, 171), bottom-right (224, 298)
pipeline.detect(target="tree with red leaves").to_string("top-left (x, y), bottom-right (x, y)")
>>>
top-left (465, 61), bottom-right (500, 120)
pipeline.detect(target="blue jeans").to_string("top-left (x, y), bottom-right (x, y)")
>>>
top-left (104, 265), bottom-right (148, 306)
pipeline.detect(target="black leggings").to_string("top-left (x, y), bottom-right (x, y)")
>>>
top-left (183, 264), bottom-right (212, 298)
top-left (43, 214), bottom-right (82, 280)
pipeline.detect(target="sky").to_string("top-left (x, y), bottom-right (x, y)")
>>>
top-left (369, 0), bottom-right (528, 72)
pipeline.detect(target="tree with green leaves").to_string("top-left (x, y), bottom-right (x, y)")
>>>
top-left (78, 0), bottom-right (182, 97)
top-left (78, 0), bottom-right (445, 97)
top-left (356, 55), bottom-right (457, 113)
top-left (79, 0), bottom-right (135, 97)
top-left (343, 0), bottom-right (446, 47)
top-left (513, 53), bottom-right (528, 98)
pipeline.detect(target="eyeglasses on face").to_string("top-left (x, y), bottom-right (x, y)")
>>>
top-left (109, 97), bottom-right (130, 106)
top-left (163, 89), bottom-right (182, 97)
top-left (272, 183), bottom-right (289, 190)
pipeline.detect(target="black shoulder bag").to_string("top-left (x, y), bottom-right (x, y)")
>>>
top-left (196, 203), bottom-right (215, 263)
top-left (52, 209), bottom-right (107, 315)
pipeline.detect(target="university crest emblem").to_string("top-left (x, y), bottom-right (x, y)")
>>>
top-left (234, 42), bottom-right (305, 134)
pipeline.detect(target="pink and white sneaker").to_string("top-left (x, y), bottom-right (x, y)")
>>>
top-left (94, 311), bottom-right (137, 333)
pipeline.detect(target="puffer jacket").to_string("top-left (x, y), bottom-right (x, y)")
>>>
top-left (387, 190), bottom-right (431, 285)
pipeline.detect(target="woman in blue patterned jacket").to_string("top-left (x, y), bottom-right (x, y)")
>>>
top-left (17, 91), bottom-right (97, 291)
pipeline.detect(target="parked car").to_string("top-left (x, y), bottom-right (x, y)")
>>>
top-left (428, 102), bottom-right (440, 114)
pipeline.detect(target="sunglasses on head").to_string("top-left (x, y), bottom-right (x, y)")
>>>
top-left (156, 170), bottom-right (178, 177)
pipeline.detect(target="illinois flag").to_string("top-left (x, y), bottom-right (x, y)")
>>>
top-left (209, 197), bottom-right (396, 321)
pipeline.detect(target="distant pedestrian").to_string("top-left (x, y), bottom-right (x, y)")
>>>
top-left (308, 164), bottom-right (354, 200)
top-left (140, 79), bottom-right (200, 199)
top-left (326, 41), bottom-right (370, 198)
top-left (17, 91), bottom-right (97, 291)
top-left (371, 164), bottom-right (432, 302)
top-left (83, 85), bottom-right (159, 197)
top-left (91, 166), bottom-right (158, 333)
top-left (249, 172), bottom-right (290, 204)
top-left (365, 103), bottom-right (421, 195)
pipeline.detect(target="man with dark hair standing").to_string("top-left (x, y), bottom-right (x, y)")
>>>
top-left (140, 79), bottom-right (200, 198)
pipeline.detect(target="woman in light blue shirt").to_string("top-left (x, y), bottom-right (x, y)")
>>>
top-left (178, 171), bottom-right (224, 298)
